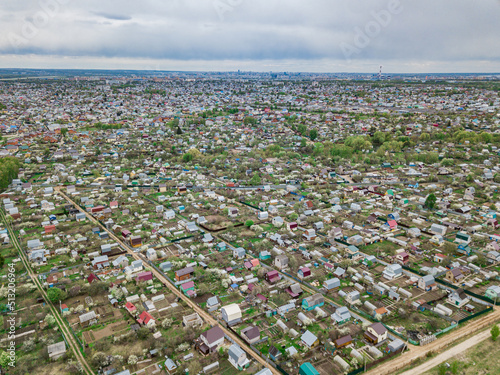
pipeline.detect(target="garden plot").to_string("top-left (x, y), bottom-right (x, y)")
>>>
top-left (83, 320), bottom-right (129, 344)
top-left (360, 240), bottom-right (402, 257)
top-left (313, 358), bottom-right (344, 375)
top-left (465, 277), bottom-right (500, 297)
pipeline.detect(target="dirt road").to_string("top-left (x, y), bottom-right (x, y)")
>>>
top-left (55, 187), bottom-right (280, 375)
top-left (399, 325), bottom-right (497, 375)
top-left (365, 306), bottom-right (500, 375)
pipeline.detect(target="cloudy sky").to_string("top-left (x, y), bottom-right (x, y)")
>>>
top-left (0, 0), bottom-right (499, 73)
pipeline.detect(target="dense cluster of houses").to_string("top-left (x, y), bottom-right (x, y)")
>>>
top-left (1, 74), bottom-right (500, 374)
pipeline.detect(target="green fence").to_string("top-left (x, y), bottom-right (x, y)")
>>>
top-left (458, 306), bottom-right (493, 324)
top-left (402, 265), bottom-right (497, 304)
top-left (434, 323), bottom-right (458, 337)
top-left (350, 306), bottom-right (415, 344)
top-left (401, 265), bottom-right (426, 277)
top-left (170, 235), bottom-right (194, 243)
top-left (240, 201), bottom-right (262, 211)
top-left (347, 368), bottom-right (365, 375)
top-left (334, 238), bottom-right (350, 246)
top-left (436, 278), bottom-right (496, 305)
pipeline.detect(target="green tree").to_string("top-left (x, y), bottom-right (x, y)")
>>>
top-left (176, 126), bottom-right (183, 135)
top-left (182, 153), bottom-right (193, 163)
top-left (420, 133), bottom-right (430, 142)
top-left (345, 135), bottom-right (372, 150)
top-left (60, 128), bottom-right (68, 137)
top-left (372, 131), bottom-right (386, 146)
top-left (0, 351), bottom-right (12, 369)
top-left (440, 158), bottom-right (454, 167)
top-left (491, 324), bottom-right (499, 341)
top-left (137, 327), bottom-right (151, 340)
top-left (188, 148), bottom-right (201, 159)
top-left (245, 220), bottom-right (254, 228)
top-left (250, 173), bottom-right (261, 185)
top-left (46, 287), bottom-right (67, 303)
top-left (425, 193), bottom-right (437, 210)
top-left (309, 129), bottom-right (318, 141)
top-left (300, 138), bottom-right (307, 147)
top-left (244, 117), bottom-right (257, 125)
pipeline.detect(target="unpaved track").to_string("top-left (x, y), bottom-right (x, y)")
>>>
top-left (365, 307), bottom-right (500, 375)
top-left (55, 187), bottom-right (279, 375)
top-left (400, 324), bottom-right (498, 375)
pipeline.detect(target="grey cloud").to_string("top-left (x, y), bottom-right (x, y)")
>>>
top-left (92, 12), bottom-right (132, 21)
top-left (0, 0), bottom-right (498, 71)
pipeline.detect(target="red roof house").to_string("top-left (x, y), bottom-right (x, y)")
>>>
top-left (87, 273), bottom-right (99, 284)
top-left (125, 302), bottom-right (137, 314)
top-left (137, 311), bottom-right (156, 327)
top-left (44, 224), bottom-right (56, 234)
top-left (265, 270), bottom-right (280, 284)
top-left (135, 271), bottom-right (153, 283)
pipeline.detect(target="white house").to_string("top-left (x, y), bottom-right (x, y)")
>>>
top-left (221, 304), bottom-right (242, 326)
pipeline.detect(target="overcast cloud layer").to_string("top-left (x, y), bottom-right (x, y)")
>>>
top-left (0, 0), bottom-right (499, 73)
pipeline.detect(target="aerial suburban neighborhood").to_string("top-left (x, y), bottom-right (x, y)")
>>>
top-left (0, 68), bottom-right (500, 375)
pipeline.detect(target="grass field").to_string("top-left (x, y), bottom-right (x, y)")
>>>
top-left (360, 240), bottom-right (401, 256)
top-left (424, 336), bottom-right (500, 375)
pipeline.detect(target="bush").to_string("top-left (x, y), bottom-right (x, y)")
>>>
top-left (491, 324), bottom-right (499, 341)
top-left (127, 355), bottom-right (138, 365)
top-left (46, 287), bottom-right (67, 303)
top-left (91, 352), bottom-right (110, 368)
top-left (137, 327), bottom-right (151, 340)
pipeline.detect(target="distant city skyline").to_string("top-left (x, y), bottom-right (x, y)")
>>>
top-left (0, 0), bottom-right (499, 73)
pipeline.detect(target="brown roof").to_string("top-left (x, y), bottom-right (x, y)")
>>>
top-left (375, 307), bottom-right (388, 315)
top-left (201, 326), bottom-right (224, 345)
top-left (242, 326), bottom-right (260, 340)
top-left (369, 322), bottom-right (387, 336)
top-left (335, 335), bottom-right (352, 346)
top-left (450, 268), bottom-right (463, 278)
top-left (176, 266), bottom-right (194, 277)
